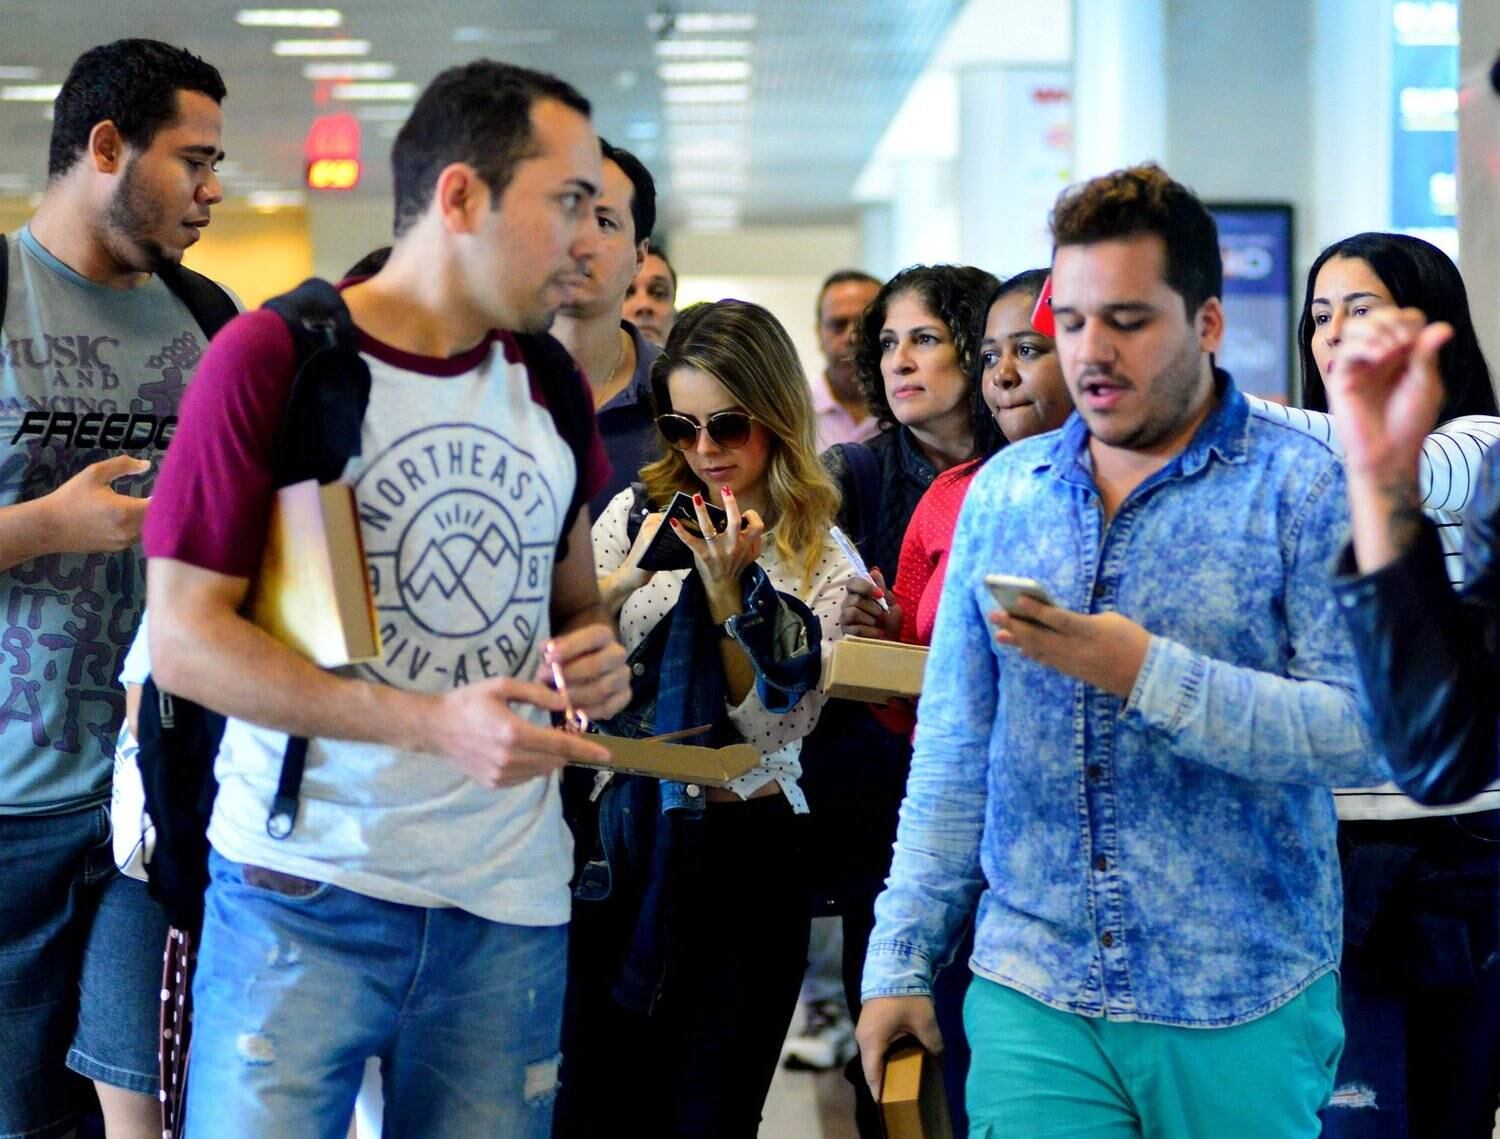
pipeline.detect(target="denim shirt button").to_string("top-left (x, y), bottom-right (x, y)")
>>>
top-left (685, 784), bottom-right (701, 798)
top-left (632, 662), bottom-right (646, 677)
top-left (1087, 764), bottom-right (1103, 782)
top-left (1094, 855), bottom-right (1108, 872)
top-left (1100, 931), bottom-right (1115, 948)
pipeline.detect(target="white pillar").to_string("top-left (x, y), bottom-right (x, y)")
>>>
top-left (1071, 0), bottom-right (1167, 179)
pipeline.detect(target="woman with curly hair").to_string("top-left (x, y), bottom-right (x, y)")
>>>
top-left (805, 263), bottom-right (1000, 1136)
top-left (556, 299), bottom-right (852, 1138)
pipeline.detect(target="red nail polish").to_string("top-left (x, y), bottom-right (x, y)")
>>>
top-left (670, 518), bottom-right (680, 528)
top-left (693, 493), bottom-right (703, 506)
top-left (720, 485), bottom-right (732, 496)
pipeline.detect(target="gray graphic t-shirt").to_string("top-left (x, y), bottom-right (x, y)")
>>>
top-left (0, 226), bottom-right (205, 814)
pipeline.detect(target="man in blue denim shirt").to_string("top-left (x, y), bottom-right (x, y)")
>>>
top-left (856, 165), bottom-right (1386, 1137)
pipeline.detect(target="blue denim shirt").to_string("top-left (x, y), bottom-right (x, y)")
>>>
top-left (863, 377), bottom-right (1386, 1026)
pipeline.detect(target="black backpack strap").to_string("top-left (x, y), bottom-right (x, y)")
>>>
top-left (512, 330), bottom-right (597, 558)
top-left (254, 278), bottom-right (372, 839)
top-left (263, 278), bottom-right (371, 487)
top-left (158, 262), bottom-right (239, 340)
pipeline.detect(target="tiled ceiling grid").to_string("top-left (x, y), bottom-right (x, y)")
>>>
top-left (0, 0), bottom-right (960, 229)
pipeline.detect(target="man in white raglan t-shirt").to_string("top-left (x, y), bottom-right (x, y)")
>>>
top-left (143, 62), bottom-right (630, 1137)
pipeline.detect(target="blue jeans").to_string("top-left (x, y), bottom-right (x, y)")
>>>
top-left (0, 804), bottom-right (168, 1139)
top-left (184, 851), bottom-right (566, 1139)
top-left (1323, 811), bottom-right (1500, 1139)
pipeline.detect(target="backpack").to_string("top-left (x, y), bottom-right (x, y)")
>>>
top-left (134, 279), bottom-right (600, 932)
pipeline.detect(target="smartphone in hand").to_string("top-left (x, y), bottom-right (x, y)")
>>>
top-left (983, 574), bottom-right (1057, 613)
top-left (637, 491), bottom-right (735, 572)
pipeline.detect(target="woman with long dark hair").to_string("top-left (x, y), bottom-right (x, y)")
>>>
top-left (556, 299), bottom-right (851, 1138)
top-left (1265, 232), bottom-right (1500, 1139)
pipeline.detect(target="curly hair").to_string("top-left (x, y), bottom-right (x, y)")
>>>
top-left (852, 264), bottom-right (1003, 460)
top-left (1049, 162), bottom-right (1221, 318)
top-left (641, 299), bottom-right (841, 594)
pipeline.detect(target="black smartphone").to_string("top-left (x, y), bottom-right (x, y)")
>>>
top-left (637, 491), bottom-right (735, 572)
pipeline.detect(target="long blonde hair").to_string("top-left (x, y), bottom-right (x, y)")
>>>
top-left (641, 299), bottom-right (841, 593)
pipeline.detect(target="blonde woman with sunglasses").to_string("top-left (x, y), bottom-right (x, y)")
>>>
top-left (555, 299), bottom-right (854, 1138)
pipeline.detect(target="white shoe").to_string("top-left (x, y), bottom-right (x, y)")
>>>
top-left (781, 999), bottom-right (857, 1070)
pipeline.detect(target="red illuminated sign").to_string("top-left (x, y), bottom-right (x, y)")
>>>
top-left (305, 113), bottom-right (361, 191)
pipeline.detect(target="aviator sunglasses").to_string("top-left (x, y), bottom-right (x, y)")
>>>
top-left (655, 409), bottom-right (757, 450)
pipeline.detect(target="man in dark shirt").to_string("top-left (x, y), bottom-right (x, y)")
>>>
top-left (551, 141), bottom-right (664, 520)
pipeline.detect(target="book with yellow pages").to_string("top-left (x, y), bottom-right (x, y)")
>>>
top-left (881, 1041), bottom-right (954, 1139)
top-left (246, 478), bottom-right (382, 667)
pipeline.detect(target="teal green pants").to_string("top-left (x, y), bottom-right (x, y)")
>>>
top-left (963, 973), bottom-right (1343, 1138)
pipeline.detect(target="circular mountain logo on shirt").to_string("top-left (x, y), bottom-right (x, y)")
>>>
top-left (356, 423), bottom-right (559, 690)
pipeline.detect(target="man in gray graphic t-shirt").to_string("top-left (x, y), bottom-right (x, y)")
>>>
top-left (0, 39), bottom-right (233, 1139)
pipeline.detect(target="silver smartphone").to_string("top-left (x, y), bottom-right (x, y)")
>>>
top-left (983, 574), bottom-right (1057, 612)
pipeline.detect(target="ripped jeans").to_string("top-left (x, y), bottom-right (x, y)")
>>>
top-left (183, 851), bottom-right (566, 1139)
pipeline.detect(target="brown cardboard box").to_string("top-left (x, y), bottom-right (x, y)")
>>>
top-left (246, 479), bottom-right (382, 667)
top-left (881, 1042), bottom-right (954, 1139)
top-left (571, 735), bottom-right (760, 787)
top-left (821, 636), bottom-right (929, 702)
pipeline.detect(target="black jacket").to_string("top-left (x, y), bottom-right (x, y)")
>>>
top-left (1334, 445), bottom-right (1500, 805)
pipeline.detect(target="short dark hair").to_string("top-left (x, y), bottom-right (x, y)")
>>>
top-left (1298, 232), bottom-right (1497, 419)
top-left (1049, 163), bottom-right (1222, 317)
top-left (600, 139), bottom-right (657, 245)
top-left (816, 269), bottom-right (881, 319)
top-left (645, 243), bottom-right (677, 295)
top-left (853, 264), bottom-right (1004, 462)
top-left (49, 39), bottom-right (225, 180)
top-left (391, 60), bottom-right (590, 238)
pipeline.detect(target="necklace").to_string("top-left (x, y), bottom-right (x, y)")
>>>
top-left (595, 328), bottom-right (631, 407)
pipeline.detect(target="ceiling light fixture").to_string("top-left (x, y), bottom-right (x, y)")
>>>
top-left (272, 39), bottom-right (370, 56)
top-left (672, 13), bottom-right (757, 34)
top-left (354, 104), bottom-right (413, 121)
top-left (661, 83), bottom-right (750, 105)
top-left (657, 61), bottom-right (752, 83)
top-left (0, 84), bottom-right (60, 101)
top-left (237, 8), bottom-right (342, 27)
top-left (330, 81), bottom-right (419, 100)
top-left (653, 39), bottom-right (752, 59)
top-left (0, 66), bottom-right (40, 80)
top-left (302, 61), bottom-right (396, 80)
top-left (246, 189), bottom-right (308, 210)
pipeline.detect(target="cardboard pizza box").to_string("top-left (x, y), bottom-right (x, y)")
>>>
top-left (821, 636), bottom-right (929, 702)
top-left (571, 734), bottom-right (760, 788)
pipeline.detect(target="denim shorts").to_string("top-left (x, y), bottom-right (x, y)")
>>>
top-left (0, 803), bottom-right (170, 1139)
top-left (183, 851), bottom-right (567, 1138)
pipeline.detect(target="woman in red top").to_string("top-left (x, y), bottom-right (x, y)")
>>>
top-left (892, 269), bottom-right (1073, 644)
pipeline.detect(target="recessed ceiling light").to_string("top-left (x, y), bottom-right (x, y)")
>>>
top-left (354, 104), bottom-right (412, 121)
top-left (0, 66), bottom-right (40, 81)
top-left (237, 8), bottom-right (342, 27)
top-left (653, 40), bottom-right (752, 59)
top-left (331, 81), bottom-right (419, 100)
top-left (303, 61), bottom-right (396, 80)
top-left (0, 84), bottom-right (60, 102)
top-left (658, 61), bottom-right (752, 83)
top-left (615, 69), bottom-right (639, 90)
top-left (452, 26), bottom-right (557, 46)
top-left (662, 83), bottom-right (750, 105)
top-left (626, 119), bottom-right (661, 141)
top-left (672, 169), bottom-right (748, 193)
top-left (673, 13), bottom-right (757, 34)
top-left (272, 39), bottom-right (370, 56)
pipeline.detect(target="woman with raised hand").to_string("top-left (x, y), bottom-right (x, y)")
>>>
top-left (1261, 231), bottom-right (1499, 1139)
top-left (555, 299), bottom-right (851, 1139)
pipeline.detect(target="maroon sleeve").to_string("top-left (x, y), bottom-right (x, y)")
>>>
top-left (143, 309), bottom-right (298, 577)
